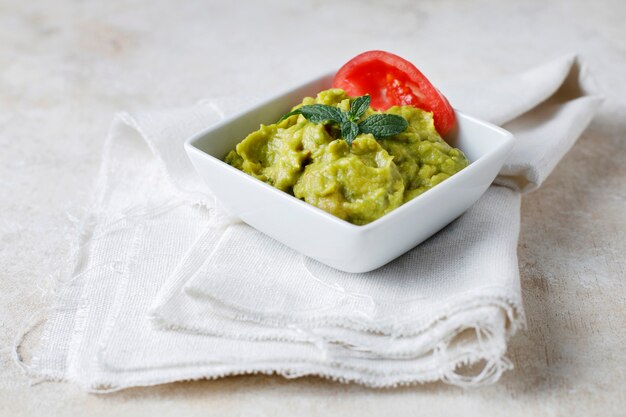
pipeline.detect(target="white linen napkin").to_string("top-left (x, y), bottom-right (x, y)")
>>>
top-left (24, 55), bottom-right (602, 392)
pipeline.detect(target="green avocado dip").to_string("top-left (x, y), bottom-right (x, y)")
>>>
top-left (224, 89), bottom-right (469, 225)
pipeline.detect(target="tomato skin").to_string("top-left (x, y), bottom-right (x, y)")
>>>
top-left (332, 51), bottom-right (455, 136)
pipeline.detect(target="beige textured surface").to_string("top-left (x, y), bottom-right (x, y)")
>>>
top-left (1, 0), bottom-right (625, 415)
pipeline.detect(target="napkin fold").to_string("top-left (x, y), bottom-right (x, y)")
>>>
top-left (23, 54), bottom-right (602, 392)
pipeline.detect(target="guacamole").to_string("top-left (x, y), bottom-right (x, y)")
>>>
top-left (225, 89), bottom-right (469, 225)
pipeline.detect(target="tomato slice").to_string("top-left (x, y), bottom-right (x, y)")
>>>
top-left (332, 50), bottom-right (455, 136)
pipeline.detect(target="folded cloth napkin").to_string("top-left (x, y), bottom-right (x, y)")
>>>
top-left (22, 54), bottom-right (602, 392)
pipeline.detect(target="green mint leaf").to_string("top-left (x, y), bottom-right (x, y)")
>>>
top-left (348, 95), bottom-right (370, 121)
top-left (358, 114), bottom-right (408, 138)
top-left (341, 121), bottom-right (359, 145)
top-left (279, 104), bottom-right (345, 124)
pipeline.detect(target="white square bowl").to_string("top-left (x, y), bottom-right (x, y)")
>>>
top-left (185, 73), bottom-right (514, 273)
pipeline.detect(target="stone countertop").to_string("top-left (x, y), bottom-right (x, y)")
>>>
top-left (1, 0), bottom-right (625, 415)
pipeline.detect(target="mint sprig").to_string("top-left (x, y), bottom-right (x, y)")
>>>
top-left (279, 95), bottom-right (408, 145)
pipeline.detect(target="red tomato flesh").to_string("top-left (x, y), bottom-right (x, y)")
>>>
top-left (332, 50), bottom-right (455, 136)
